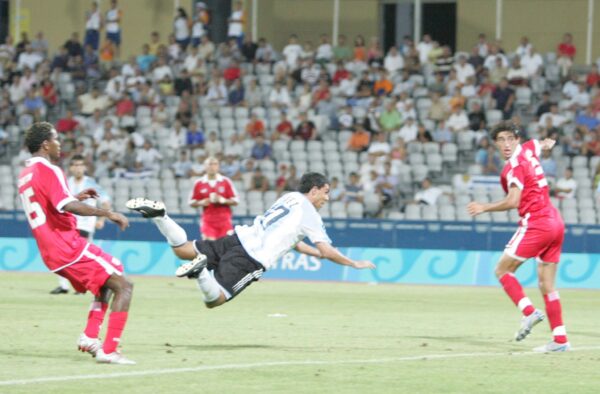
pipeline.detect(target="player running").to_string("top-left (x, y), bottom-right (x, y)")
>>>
top-left (467, 121), bottom-right (570, 352)
top-left (188, 157), bottom-right (239, 240)
top-left (18, 122), bottom-right (135, 364)
top-left (127, 172), bottom-right (375, 308)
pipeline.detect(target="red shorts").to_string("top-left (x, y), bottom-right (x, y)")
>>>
top-left (505, 210), bottom-right (565, 263)
top-left (201, 220), bottom-right (233, 239)
top-left (57, 244), bottom-right (124, 296)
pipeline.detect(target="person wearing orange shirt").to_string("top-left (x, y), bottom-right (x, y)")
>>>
top-left (347, 125), bottom-right (371, 152)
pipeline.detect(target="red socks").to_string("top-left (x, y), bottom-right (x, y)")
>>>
top-left (544, 291), bottom-right (568, 344)
top-left (499, 273), bottom-right (535, 316)
top-left (103, 311), bottom-right (129, 354)
top-left (83, 302), bottom-right (108, 338)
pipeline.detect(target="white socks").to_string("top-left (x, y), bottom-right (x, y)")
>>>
top-left (151, 215), bottom-right (187, 247)
top-left (58, 276), bottom-right (70, 290)
top-left (196, 269), bottom-right (222, 303)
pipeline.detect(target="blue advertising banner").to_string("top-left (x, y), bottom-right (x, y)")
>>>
top-left (1, 211), bottom-right (600, 288)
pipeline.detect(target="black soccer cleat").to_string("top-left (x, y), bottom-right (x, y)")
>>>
top-left (126, 198), bottom-right (166, 218)
top-left (175, 254), bottom-right (208, 279)
top-left (50, 286), bottom-right (69, 295)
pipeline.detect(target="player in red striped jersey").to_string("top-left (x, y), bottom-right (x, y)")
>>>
top-left (468, 121), bottom-right (570, 352)
top-left (189, 157), bottom-right (239, 240)
top-left (17, 122), bottom-right (135, 364)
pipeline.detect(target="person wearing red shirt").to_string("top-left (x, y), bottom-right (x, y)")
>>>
top-left (332, 61), bottom-right (350, 85)
top-left (294, 112), bottom-right (317, 141)
top-left (18, 122), bottom-right (135, 364)
top-left (468, 121), bottom-right (570, 353)
top-left (223, 60), bottom-right (241, 83)
top-left (245, 113), bottom-right (265, 138)
top-left (189, 157), bottom-right (239, 240)
top-left (41, 79), bottom-right (58, 108)
top-left (586, 64), bottom-right (600, 88)
top-left (311, 79), bottom-right (331, 108)
top-left (557, 33), bottom-right (576, 78)
top-left (271, 113), bottom-right (294, 141)
top-left (55, 110), bottom-right (80, 133)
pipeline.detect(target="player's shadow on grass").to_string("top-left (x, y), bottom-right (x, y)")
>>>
top-left (406, 335), bottom-right (506, 347)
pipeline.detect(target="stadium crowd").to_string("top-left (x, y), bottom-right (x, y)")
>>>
top-left (1, 2), bottom-right (600, 223)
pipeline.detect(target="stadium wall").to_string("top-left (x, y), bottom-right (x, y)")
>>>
top-left (8, 0), bottom-right (600, 63)
top-left (2, 211), bottom-right (600, 289)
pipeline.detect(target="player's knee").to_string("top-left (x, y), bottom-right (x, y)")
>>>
top-left (494, 267), bottom-right (507, 278)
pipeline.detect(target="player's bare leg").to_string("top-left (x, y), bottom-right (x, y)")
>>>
top-left (78, 288), bottom-right (112, 356)
top-left (94, 274), bottom-right (135, 364)
top-left (495, 253), bottom-right (545, 341)
top-left (534, 262), bottom-right (570, 352)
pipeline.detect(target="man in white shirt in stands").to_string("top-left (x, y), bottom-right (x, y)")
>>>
top-left (554, 167), bottom-right (577, 200)
top-left (413, 177), bottom-right (443, 205)
top-left (127, 173), bottom-right (375, 308)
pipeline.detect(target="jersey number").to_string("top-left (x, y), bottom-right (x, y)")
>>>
top-left (260, 205), bottom-right (290, 229)
top-left (525, 150), bottom-right (548, 188)
top-left (20, 187), bottom-right (46, 229)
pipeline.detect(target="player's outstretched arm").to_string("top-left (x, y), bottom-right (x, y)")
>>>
top-left (315, 242), bottom-right (375, 269)
top-left (63, 201), bottom-right (129, 230)
top-left (467, 185), bottom-right (521, 216)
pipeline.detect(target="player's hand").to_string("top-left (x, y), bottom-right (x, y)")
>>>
top-left (217, 196), bottom-right (226, 204)
top-left (352, 260), bottom-right (376, 269)
top-left (76, 188), bottom-right (99, 201)
top-left (540, 138), bottom-right (557, 151)
top-left (95, 218), bottom-right (105, 230)
top-left (199, 198), bottom-right (210, 206)
top-left (467, 201), bottom-right (485, 216)
top-left (107, 211), bottom-right (129, 231)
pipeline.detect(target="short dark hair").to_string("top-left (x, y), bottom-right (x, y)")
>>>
top-left (24, 122), bottom-right (54, 154)
top-left (70, 154), bottom-right (85, 163)
top-left (298, 172), bottom-right (329, 193)
top-left (490, 121), bottom-right (520, 141)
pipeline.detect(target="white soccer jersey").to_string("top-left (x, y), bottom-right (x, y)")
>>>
top-left (235, 192), bottom-right (331, 269)
top-left (67, 176), bottom-right (110, 234)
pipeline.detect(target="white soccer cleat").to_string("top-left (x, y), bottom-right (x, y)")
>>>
top-left (126, 198), bottom-right (166, 218)
top-left (77, 333), bottom-right (102, 357)
top-left (175, 254), bottom-right (208, 278)
top-left (515, 309), bottom-right (545, 342)
top-left (96, 349), bottom-right (136, 365)
top-left (533, 341), bottom-right (571, 353)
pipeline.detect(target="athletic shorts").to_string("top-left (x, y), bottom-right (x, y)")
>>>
top-left (194, 234), bottom-right (265, 300)
top-left (201, 220), bottom-right (234, 239)
top-left (57, 244), bottom-right (124, 296)
top-left (106, 31), bottom-right (121, 45)
top-left (505, 210), bottom-right (565, 263)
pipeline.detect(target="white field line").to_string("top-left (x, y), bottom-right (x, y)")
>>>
top-left (2, 346), bottom-right (600, 386)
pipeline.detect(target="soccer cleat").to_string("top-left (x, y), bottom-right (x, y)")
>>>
top-left (515, 309), bottom-right (545, 341)
top-left (175, 254), bottom-right (208, 278)
top-left (533, 341), bottom-right (571, 353)
top-left (126, 198), bottom-right (166, 218)
top-left (50, 286), bottom-right (69, 294)
top-left (77, 333), bottom-right (102, 357)
top-left (96, 349), bottom-right (136, 365)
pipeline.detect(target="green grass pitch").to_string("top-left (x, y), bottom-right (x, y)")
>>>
top-left (1, 272), bottom-right (599, 393)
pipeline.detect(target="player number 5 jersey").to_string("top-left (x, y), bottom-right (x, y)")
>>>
top-left (235, 192), bottom-right (331, 268)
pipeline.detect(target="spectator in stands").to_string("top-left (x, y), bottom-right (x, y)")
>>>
top-left (454, 54), bottom-right (475, 84)
top-left (0, 35), bottom-right (14, 67)
top-left (104, 0), bottom-right (122, 58)
top-left (492, 78), bottom-right (515, 120)
top-left (0, 127), bottom-right (8, 157)
top-left (250, 135), bottom-right (272, 161)
top-left (84, 1), bottom-right (102, 51)
top-left (347, 124), bottom-right (371, 153)
top-left (268, 82), bottom-right (291, 108)
top-left (191, 2), bottom-right (209, 48)
top-left (248, 167), bottom-right (269, 192)
top-left (136, 139), bottom-right (162, 174)
top-left (506, 56), bottom-right (528, 86)
top-left (368, 132), bottom-right (391, 159)
top-left (538, 103), bottom-right (567, 129)
top-left (367, 36), bottom-right (383, 65)
top-left (328, 176), bottom-right (345, 202)
top-left (55, 109), bottom-right (80, 134)
top-left (383, 46), bottom-right (404, 75)
top-left (221, 154), bottom-right (242, 181)
top-left (337, 105), bottom-right (355, 132)
top-left (377, 102), bottom-right (402, 133)
top-left (475, 137), bottom-right (501, 175)
top-left (475, 33), bottom-right (490, 57)
top-left (353, 35), bottom-right (367, 63)
top-left (568, 82), bottom-right (590, 111)
top-left (164, 120), bottom-right (186, 158)
top-left (344, 172), bottom-right (364, 204)
top-left (413, 178), bottom-right (443, 205)
top-left (186, 121), bottom-right (205, 151)
top-left (245, 113), bottom-right (265, 138)
top-left (554, 167), bottom-right (577, 199)
top-left (435, 45), bottom-right (453, 76)
top-left (78, 85), bottom-right (110, 116)
top-left (521, 46), bottom-right (544, 78)
top-left (484, 43), bottom-right (508, 71)
top-left (136, 44), bottom-right (156, 73)
top-left (416, 34), bottom-right (433, 65)
top-left (446, 106), bottom-right (469, 132)
top-left (540, 148), bottom-right (558, 183)
top-left (432, 120), bottom-right (453, 144)
top-left (586, 64), bottom-right (600, 88)
top-left (557, 33), bottom-right (576, 78)
top-left (173, 7), bottom-right (191, 50)
top-left (18, 45), bottom-right (42, 71)
top-left (575, 105), bottom-right (600, 133)
top-left (582, 128), bottom-right (600, 158)
top-left (294, 112), bottom-right (317, 141)
top-left (227, 1), bottom-right (245, 47)
top-left (397, 115), bottom-right (418, 142)
top-left (416, 124), bottom-right (433, 143)
top-left (468, 101), bottom-right (487, 132)
top-left (535, 91), bottom-right (552, 120)
top-left (228, 78), bottom-right (245, 106)
top-left (376, 161), bottom-right (399, 208)
top-left (489, 56), bottom-right (508, 85)
top-left (514, 36), bottom-right (532, 59)
top-left (172, 150), bottom-right (193, 178)
top-left (315, 34), bottom-right (333, 64)
top-left (427, 92), bottom-right (446, 124)
top-left (332, 34), bottom-right (352, 62)
top-left (373, 69), bottom-right (393, 97)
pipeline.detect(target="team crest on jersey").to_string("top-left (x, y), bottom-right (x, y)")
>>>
top-left (201, 188), bottom-right (208, 193)
top-left (218, 186), bottom-right (225, 193)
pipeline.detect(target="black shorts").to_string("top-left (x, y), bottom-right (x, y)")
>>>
top-left (194, 234), bottom-right (265, 300)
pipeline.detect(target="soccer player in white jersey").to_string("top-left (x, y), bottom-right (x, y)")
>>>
top-left (127, 173), bottom-right (375, 308)
top-left (51, 154), bottom-right (112, 294)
